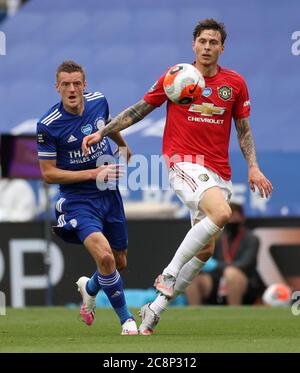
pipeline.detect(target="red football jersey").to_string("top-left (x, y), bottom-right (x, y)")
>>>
top-left (143, 65), bottom-right (250, 180)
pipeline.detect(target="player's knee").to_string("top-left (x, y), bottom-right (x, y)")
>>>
top-left (116, 255), bottom-right (127, 270)
top-left (213, 203), bottom-right (232, 226)
top-left (99, 252), bottom-right (116, 271)
top-left (223, 266), bottom-right (243, 282)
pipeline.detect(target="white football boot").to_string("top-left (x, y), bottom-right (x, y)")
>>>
top-left (76, 276), bottom-right (96, 326)
top-left (154, 274), bottom-right (176, 298)
top-left (138, 303), bottom-right (160, 335)
top-left (121, 318), bottom-right (138, 335)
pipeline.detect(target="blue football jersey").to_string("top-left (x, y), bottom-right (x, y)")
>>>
top-left (37, 92), bottom-right (115, 198)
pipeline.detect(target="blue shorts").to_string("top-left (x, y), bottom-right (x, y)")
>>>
top-left (52, 190), bottom-right (128, 250)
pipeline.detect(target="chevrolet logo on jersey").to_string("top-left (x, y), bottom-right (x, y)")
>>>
top-left (188, 103), bottom-right (226, 116)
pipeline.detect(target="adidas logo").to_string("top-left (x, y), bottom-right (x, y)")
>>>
top-left (111, 291), bottom-right (121, 298)
top-left (67, 135), bottom-right (77, 143)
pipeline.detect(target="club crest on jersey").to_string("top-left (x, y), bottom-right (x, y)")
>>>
top-left (81, 123), bottom-right (93, 135)
top-left (70, 219), bottom-right (77, 228)
top-left (218, 86), bottom-right (232, 101)
top-left (95, 117), bottom-right (105, 131)
top-left (202, 87), bottom-right (212, 97)
top-left (199, 174), bottom-right (209, 182)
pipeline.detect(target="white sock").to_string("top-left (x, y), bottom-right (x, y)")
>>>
top-left (163, 217), bottom-right (220, 277)
top-left (149, 294), bottom-right (169, 315)
top-left (174, 256), bottom-right (205, 294)
top-left (150, 256), bottom-right (206, 316)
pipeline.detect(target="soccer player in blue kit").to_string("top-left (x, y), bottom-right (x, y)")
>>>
top-left (36, 60), bottom-right (138, 335)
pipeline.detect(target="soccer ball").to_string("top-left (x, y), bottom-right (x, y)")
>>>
top-left (163, 63), bottom-right (205, 105)
top-left (262, 283), bottom-right (291, 307)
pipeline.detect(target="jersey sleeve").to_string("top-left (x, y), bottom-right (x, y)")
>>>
top-left (36, 122), bottom-right (57, 159)
top-left (143, 70), bottom-right (168, 107)
top-left (232, 75), bottom-right (251, 119)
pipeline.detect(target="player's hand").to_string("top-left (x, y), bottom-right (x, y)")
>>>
top-left (248, 165), bottom-right (273, 198)
top-left (82, 131), bottom-right (103, 157)
top-left (92, 163), bottom-right (125, 182)
top-left (113, 145), bottom-right (132, 163)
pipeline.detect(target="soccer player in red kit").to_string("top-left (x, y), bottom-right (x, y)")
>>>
top-left (82, 19), bottom-right (272, 334)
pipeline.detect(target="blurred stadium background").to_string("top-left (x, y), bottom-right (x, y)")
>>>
top-left (0, 0), bottom-right (300, 317)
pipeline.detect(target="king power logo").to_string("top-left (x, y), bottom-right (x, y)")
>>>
top-left (0, 31), bottom-right (6, 56)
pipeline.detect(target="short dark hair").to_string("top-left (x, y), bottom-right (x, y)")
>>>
top-left (56, 60), bottom-right (85, 81)
top-left (193, 18), bottom-right (227, 44)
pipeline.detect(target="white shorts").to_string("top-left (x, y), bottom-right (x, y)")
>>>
top-left (169, 162), bottom-right (233, 223)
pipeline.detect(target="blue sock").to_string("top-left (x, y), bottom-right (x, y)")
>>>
top-left (97, 270), bottom-right (133, 324)
top-left (86, 271), bottom-right (101, 296)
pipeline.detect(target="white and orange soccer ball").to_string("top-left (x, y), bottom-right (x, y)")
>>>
top-left (262, 283), bottom-right (292, 307)
top-left (163, 63), bottom-right (205, 105)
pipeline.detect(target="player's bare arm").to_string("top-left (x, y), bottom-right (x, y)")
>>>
top-left (103, 99), bottom-right (155, 136)
top-left (39, 159), bottom-right (124, 184)
top-left (82, 99), bottom-right (155, 156)
top-left (235, 117), bottom-right (273, 198)
top-left (108, 131), bottom-right (132, 162)
top-left (235, 117), bottom-right (257, 167)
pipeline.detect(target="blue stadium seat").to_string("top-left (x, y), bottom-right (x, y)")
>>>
top-left (137, 43), bottom-right (181, 75)
top-left (87, 10), bottom-right (133, 44)
top-left (30, 0), bottom-right (103, 12)
top-left (92, 45), bottom-right (136, 79)
top-left (0, 42), bottom-right (48, 83)
top-left (8, 79), bottom-right (55, 119)
top-left (133, 9), bottom-right (177, 42)
top-left (48, 45), bottom-right (92, 71)
top-left (33, 11), bottom-right (89, 44)
top-left (94, 78), bottom-right (139, 114)
top-left (4, 12), bottom-right (45, 43)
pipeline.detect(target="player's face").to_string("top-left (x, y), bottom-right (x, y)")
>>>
top-left (56, 72), bottom-right (86, 114)
top-left (192, 29), bottom-right (224, 67)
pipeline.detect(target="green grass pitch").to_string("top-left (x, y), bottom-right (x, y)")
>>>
top-left (0, 306), bottom-right (299, 352)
